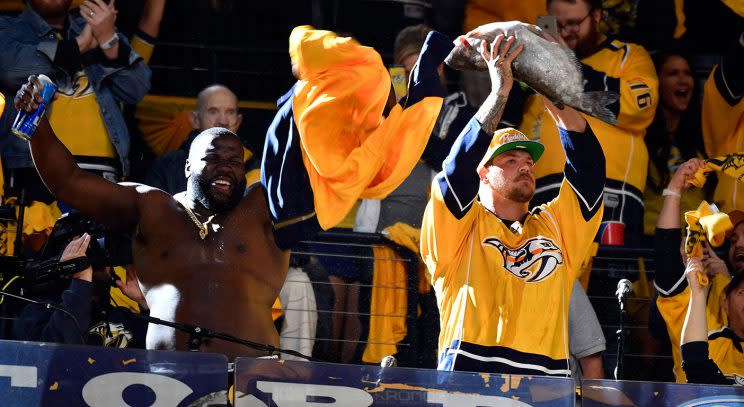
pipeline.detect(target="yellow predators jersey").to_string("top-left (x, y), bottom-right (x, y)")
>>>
top-left (421, 179), bottom-right (603, 375)
top-left (520, 39), bottom-right (658, 200)
top-left (657, 274), bottom-right (730, 382)
top-left (702, 66), bottom-right (744, 212)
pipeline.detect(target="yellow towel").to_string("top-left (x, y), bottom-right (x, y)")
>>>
top-left (684, 201), bottom-right (734, 286)
top-left (363, 222), bottom-right (431, 363)
top-left (384, 222), bottom-right (430, 294)
top-left (134, 95), bottom-right (195, 155)
top-left (22, 201), bottom-right (62, 236)
top-left (362, 245), bottom-right (409, 363)
top-left (110, 266), bottom-right (140, 313)
top-left (384, 222), bottom-right (420, 254)
top-left (290, 26), bottom-right (443, 230)
top-left (687, 153), bottom-right (744, 188)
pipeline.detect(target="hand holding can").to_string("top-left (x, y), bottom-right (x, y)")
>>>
top-left (12, 74), bottom-right (57, 141)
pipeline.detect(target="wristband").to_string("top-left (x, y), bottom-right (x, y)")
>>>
top-left (662, 188), bottom-right (681, 198)
top-left (99, 32), bottom-right (119, 50)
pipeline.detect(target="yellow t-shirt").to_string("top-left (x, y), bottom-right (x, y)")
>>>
top-left (48, 70), bottom-right (115, 159)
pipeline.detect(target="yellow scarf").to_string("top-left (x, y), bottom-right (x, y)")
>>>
top-left (687, 153), bottom-right (744, 188)
top-left (289, 26), bottom-right (443, 230)
top-left (684, 201), bottom-right (733, 285)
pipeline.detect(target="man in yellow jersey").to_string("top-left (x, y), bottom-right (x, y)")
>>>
top-left (0, 0), bottom-right (150, 181)
top-left (421, 33), bottom-right (605, 375)
top-left (145, 84), bottom-right (258, 195)
top-left (519, 0), bottom-right (657, 246)
top-left (701, 31), bottom-right (744, 212)
top-left (681, 259), bottom-right (744, 385)
top-left (654, 158), bottom-right (744, 382)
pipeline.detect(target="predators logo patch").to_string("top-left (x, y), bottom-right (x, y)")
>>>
top-left (483, 237), bottom-right (563, 282)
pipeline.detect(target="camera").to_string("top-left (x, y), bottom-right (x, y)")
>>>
top-left (39, 211), bottom-right (133, 269)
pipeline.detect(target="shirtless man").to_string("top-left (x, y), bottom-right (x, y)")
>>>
top-left (17, 78), bottom-right (284, 358)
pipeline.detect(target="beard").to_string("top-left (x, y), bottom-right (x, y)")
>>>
top-left (506, 185), bottom-right (535, 203)
top-left (505, 175), bottom-right (535, 203)
top-left (572, 22), bottom-right (602, 59)
top-left (190, 174), bottom-right (246, 212)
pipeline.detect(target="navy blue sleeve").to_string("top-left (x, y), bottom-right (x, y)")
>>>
top-left (436, 117), bottom-right (492, 219)
top-left (681, 341), bottom-right (733, 385)
top-left (14, 279), bottom-right (92, 344)
top-left (403, 30), bottom-right (453, 107)
top-left (261, 86), bottom-right (321, 250)
top-left (560, 125), bottom-right (605, 221)
top-left (654, 228), bottom-right (687, 296)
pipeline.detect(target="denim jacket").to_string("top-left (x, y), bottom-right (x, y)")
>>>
top-left (0, 8), bottom-right (151, 176)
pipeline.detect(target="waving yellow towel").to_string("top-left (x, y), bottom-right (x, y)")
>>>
top-left (289, 26), bottom-right (443, 229)
top-left (687, 153), bottom-right (744, 188)
top-left (684, 201), bottom-right (733, 285)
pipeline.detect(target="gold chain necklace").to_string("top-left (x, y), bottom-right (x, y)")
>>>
top-left (176, 196), bottom-right (215, 240)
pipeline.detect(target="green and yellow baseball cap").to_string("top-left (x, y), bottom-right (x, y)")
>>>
top-left (477, 128), bottom-right (545, 170)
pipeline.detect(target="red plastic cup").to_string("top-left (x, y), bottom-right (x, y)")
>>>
top-left (601, 221), bottom-right (625, 246)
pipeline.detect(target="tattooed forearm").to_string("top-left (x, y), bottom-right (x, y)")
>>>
top-left (474, 90), bottom-right (509, 135)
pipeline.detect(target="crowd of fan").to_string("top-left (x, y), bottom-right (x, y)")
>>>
top-left (0, 0), bottom-right (742, 387)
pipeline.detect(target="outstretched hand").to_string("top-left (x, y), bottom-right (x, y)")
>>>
top-left (667, 158), bottom-right (706, 194)
top-left (684, 257), bottom-right (708, 294)
top-left (478, 34), bottom-right (523, 95)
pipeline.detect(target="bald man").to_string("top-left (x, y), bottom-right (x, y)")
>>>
top-left (18, 75), bottom-right (282, 358)
top-left (146, 84), bottom-right (246, 194)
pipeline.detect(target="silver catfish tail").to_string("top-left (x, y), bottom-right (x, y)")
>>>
top-left (580, 91), bottom-right (620, 125)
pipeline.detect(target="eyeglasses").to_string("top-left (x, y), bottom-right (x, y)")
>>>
top-left (557, 12), bottom-right (592, 32)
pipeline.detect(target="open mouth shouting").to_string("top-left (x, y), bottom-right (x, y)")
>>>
top-left (211, 176), bottom-right (235, 197)
top-left (669, 86), bottom-right (692, 111)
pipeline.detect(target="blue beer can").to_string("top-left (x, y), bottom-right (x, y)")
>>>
top-left (11, 75), bottom-right (57, 141)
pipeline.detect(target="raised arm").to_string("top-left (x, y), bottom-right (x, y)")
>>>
top-left (137, 0), bottom-right (167, 39)
top-left (16, 77), bottom-right (141, 230)
top-left (540, 99), bottom-right (605, 274)
top-left (681, 259), bottom-right (708, 345)
top-left (680, 258), bottom-right (730, 384)
top-left (421, 35), bottom-right (521, 272)
top-left (654, 159), bottom-right (706, 294)
top-left (437, 34), bottom-right (522, 218)
top-left (656, 158), bottom-right (706, 229)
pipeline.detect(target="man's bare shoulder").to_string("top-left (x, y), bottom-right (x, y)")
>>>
top-left (120, 182), bottom-right (179, 209)
top-left (238, 182), bottom-right (269, 208)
